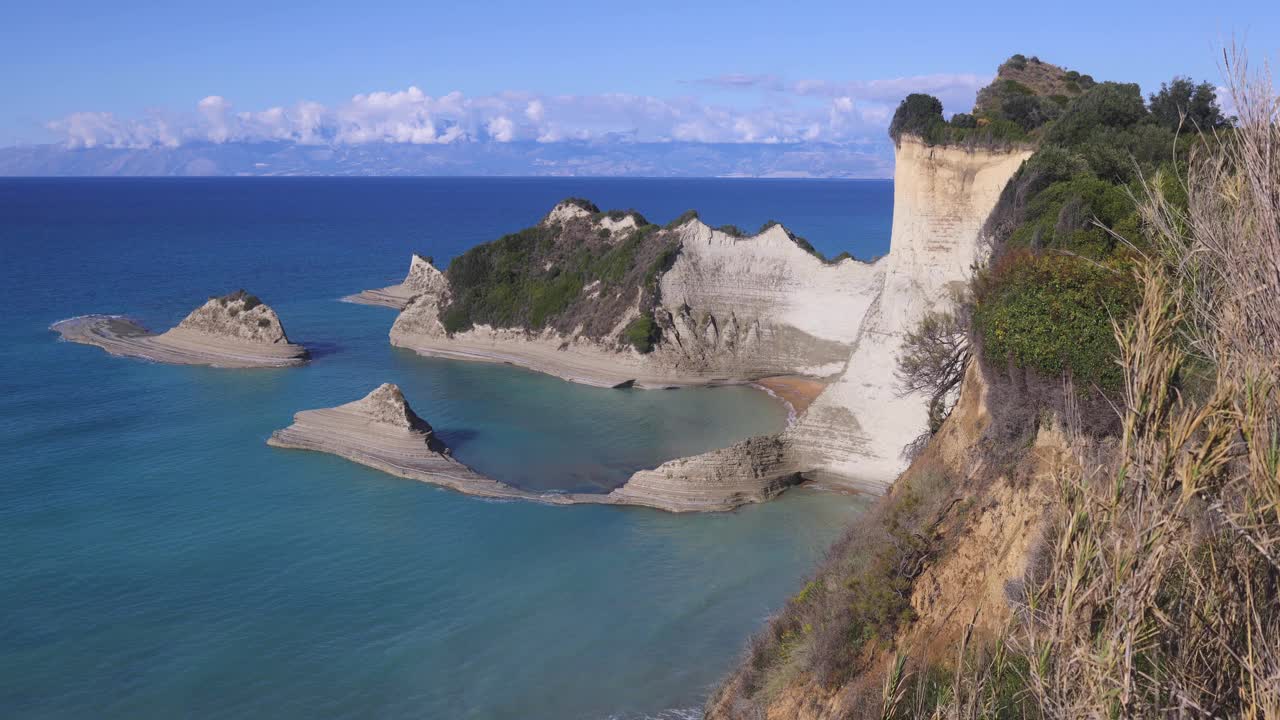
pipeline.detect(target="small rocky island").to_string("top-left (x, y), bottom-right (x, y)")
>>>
top-left (267, 383), bottom-right (535, 500)
top-left (52, 290), bottom-right (309, 368)
top-left (268, 383), bottom-right (802, 512)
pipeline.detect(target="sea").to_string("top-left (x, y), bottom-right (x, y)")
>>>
top-left (0, 177), bottom-right (893, 719)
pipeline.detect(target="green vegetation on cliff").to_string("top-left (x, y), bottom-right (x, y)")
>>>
top-left (440, 208), bottom-right (678, 342)
top-left (714, 54), bottom-right (1264, 720)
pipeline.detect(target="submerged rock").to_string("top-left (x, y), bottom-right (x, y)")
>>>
top-left (52, 290), bottom-right (308, 368)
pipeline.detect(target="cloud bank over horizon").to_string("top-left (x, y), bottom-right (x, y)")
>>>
top-left (42, 72), bottom-right (988, 151)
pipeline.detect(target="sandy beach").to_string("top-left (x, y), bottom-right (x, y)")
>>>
top-left (754, 375), bottom-right (828, 420)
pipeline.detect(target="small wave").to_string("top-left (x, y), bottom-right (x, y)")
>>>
top-left (750, 382), bottom-right (798, 426)
top-left (48, 313), bottom-right (126, 331)
top-left (600, 708), bottom-right (700, 720)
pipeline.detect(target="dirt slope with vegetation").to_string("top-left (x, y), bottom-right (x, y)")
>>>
top-left (707, 51), bottom-right (1278, 719)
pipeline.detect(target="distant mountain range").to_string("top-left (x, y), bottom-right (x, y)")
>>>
top-left (0, 140), bottom-right (893, 178)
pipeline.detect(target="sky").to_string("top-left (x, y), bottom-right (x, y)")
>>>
top-left (2, 0), bottom-right (1277, 150)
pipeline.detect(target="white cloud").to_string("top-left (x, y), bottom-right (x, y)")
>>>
top-left (486, 116), bottom-right (515, 142)
top-left (46, 72), bottom-right (985, 150)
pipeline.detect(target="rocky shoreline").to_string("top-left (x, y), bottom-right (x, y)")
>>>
top-left (52, 291), bottom-right (308, 368)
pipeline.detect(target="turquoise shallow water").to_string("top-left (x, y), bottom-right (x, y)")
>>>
top-left (0, 178), bottom-right (890, 719)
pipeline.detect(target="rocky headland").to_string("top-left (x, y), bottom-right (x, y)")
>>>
top-left (376, 133), bottom-right (1029, 500)
top-left (52, 290), bottom-right (309, 368)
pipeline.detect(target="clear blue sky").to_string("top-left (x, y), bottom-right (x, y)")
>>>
top-left (2, 0), bottom-right (1276, 146)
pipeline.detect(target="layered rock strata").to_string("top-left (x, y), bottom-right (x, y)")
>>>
top-left (268, 384), bottom-right (800, 512)
top-left (52, 290), bottom-right (308, 368)
top-left (344, 254), bottom-right (447, 310)
top-left (782, 137), bottom-right (1033, 490)
top-left (267, 383), bottom-right (530, 500)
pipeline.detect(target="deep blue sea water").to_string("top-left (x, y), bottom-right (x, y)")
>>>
top-left (0, 178), bottom-right (892, 719)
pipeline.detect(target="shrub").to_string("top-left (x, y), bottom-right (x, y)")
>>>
top-left (665, 209), bottom-right (699, 228)
top-left (974, 251), bottom-right (1138, 389)
top-left (622, 315), bottom-right (660, 353)
top-left (560, 197), bottom-right (599, 213)
top-left (1046, 82), bottom-right (1148, 146)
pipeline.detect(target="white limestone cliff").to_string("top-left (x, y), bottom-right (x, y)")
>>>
top-left (384, 137), bottom-right (1030, 500)
top-left (783, 137), bottom-right (1032, 490)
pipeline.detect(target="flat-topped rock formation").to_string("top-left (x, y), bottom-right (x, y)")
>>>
top-left (268, 383), bottom-right (801, 512)
top-left (52, 290), bottom-right (309, 368)
top-left (344, 254), bottom-right (447, 310)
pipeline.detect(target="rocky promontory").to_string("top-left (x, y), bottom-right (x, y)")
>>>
top-left (386, 200), bottom-right (879, 389)
top-left (52, 290), bottom-right (309, 368)
top-left (344, 254), bottom-right (447, 310)
top-left (267, 383), bottom-right (536, 500)
top-left (268, 383), bottom-right (801, 512)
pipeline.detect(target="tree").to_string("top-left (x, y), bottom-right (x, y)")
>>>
top-left (889, 94), bottom-right (944, 143)
top-left (896, 308), bottom-right (970, 434)
top-left (1148, 76), bottom-right (1228, 131)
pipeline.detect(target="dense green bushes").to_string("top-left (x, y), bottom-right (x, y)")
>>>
top-left (975, 251), bottom-right (1138, 389)
top-left (888, 93), bottom-right (1028, 148)
top-left (439, 201), bottom-right (682, 346)
top-left (971, 75), bottom-right (1226, 391)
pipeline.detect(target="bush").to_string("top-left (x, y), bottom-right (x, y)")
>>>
top-left (974, 251), bottom-right (1138, 389)
top-left (665, 209), bottom-right (699, 228)
top-left (560, 197), bottom-right (599, 213)
top-left (1046, 82), bottom-right (1148, 146)
top-left (622, 315), bottom-right (660, 353)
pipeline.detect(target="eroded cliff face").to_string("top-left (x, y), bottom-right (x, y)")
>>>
top-left (387, 203), bottom-right (884, 387)
top-left (652, 222), bottom-right (880, 379)
top-left (784, 137), bottom-right (1033, 491)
